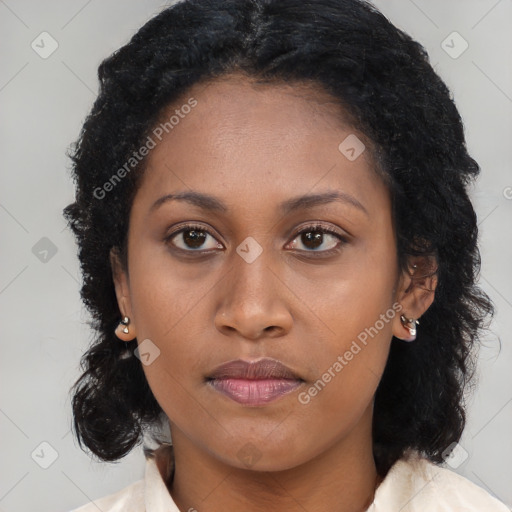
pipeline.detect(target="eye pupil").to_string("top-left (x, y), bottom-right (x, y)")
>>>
top-left (302, 231), bottom-right (323, 249)
top-left (183, 229), bottom-right (206, 248)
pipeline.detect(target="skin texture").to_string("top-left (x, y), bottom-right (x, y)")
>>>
top-left (111, 74), bottom-right (437, 512)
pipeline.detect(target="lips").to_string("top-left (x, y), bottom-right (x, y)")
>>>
top-left (206, 358), bottom-right (304, 406)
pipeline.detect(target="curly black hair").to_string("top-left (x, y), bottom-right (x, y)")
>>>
top-left (63, 0), bottom-right (494, 476)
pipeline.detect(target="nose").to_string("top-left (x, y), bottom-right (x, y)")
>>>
top-left (214, 254), bottom-right (293, 341)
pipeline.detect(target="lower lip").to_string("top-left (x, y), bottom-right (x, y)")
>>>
top-left (208, 378), bottom-right (303, 406)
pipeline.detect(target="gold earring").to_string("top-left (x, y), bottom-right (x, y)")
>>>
top-left (119, 316), bottom-right (130, 334)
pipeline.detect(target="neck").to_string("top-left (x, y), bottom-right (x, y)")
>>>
top-left (161, 407), bottom-right (381, 512)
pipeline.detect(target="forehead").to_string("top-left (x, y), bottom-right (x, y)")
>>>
top-left (133, 73), bottom-right (388, 218)
top-left (175, 73), bottom-right (354, 138)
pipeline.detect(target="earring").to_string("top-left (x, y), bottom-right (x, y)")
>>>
top-left (119, 316), bottom-right (130, 334)
top-left (400, 314), bottom-right (419, 338)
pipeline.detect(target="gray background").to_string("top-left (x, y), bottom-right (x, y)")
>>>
top-left (0, 1), bottom-right (511, 511)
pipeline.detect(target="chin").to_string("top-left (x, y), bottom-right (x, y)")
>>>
top-left (213, 438), bottom-right (314, 473)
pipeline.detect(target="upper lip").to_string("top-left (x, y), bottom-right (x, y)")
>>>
top-left (207, 358), bottom-right (302, 380)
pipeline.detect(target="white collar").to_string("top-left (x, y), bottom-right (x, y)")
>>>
top-left (140, 447), bottom-right (508, 512)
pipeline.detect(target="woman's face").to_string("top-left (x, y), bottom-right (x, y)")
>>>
top-left (112, 74), bottom-right (419, 471)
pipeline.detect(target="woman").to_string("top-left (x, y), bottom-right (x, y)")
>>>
top-left (64, 0), bottom-right (508, 510)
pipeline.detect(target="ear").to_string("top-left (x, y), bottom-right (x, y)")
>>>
top-left (110, 247), bottom-right (137, 341)
top-left (392, 254), bottom-right (438, 341)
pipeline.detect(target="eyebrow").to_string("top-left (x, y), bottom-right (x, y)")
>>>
top-left (149, 190), bottom-right (368, 217)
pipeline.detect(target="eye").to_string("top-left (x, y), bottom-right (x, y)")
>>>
top-left (165, 224), bottom-right (223, 252)
top-left (164, 222), bottom-right (348, 256)
top-left (287, 223), bottom-right (348, 255)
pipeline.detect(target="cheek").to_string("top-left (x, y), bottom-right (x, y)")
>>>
top-left (305, 234), bottom-right (397, 344)
top-left (129, 273), bottom-right (208, 368)
top-left (128, 274), bottom-right (209, 423)
top-left (125, 252), bottom-right (199, 381)
top-left (128, 240), bottom-right (211, 340)
top-left (297, 237), bottom-right (398, 404)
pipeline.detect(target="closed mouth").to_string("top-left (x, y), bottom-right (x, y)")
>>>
top-left (206, 358), bottom-right (304, 406)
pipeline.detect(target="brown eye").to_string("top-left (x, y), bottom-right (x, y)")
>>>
top-left (287, 224), bottom-right (347, 254)
top-left (181, 229), bottom-right (207, 249)
top-left (166, 224), bottom-right (223, 252)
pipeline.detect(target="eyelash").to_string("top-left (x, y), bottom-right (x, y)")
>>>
top-left (164, 222), bottom-right (348, 257)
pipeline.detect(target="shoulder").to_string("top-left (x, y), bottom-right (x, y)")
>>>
top-left (70, 478), bottom-right (144, 512)
top-left (371, 452), bottom-right (509, 511)
top-left (69, 446), bottom-right (178, 512)
top-left (415, 456), bottom-right (508, 510)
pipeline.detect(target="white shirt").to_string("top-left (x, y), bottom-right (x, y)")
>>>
top-left (71, 448), bottom-right (509, 511)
